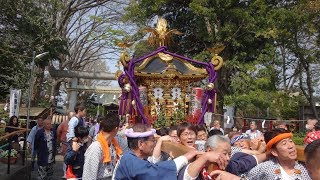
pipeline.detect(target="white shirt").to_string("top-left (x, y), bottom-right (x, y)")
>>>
top-left (245, 129), bottom-right (261, 139)
top-left (279, 165), bottom-right (292, 180)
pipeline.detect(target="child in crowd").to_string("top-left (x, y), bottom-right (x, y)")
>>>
top-left (64, 126), bottom-right (89, 180)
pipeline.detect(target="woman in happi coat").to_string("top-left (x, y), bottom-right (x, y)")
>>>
top-left (245, 128), bottom-right (311, 180)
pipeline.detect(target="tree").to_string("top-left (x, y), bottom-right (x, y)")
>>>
top-left (124, 0), bottom-right (320, 119)
top-left (270, 1), bottom-right (320, 119)
top-left (124, 0), bottom-right (278, 114)
top-left (49, 0), bottom-right (130, 106)
top-left (0, 0), bottom-right (131, 106)
top-left (0, 0), bottom-right (67, 102)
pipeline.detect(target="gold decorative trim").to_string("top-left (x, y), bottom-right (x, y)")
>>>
top-left (115, 70), bottom-right (123, 79)
top-left (211, 55), bottom-right (223, 70)
top-left (120, 51), bottom-right (130, 68)
top-left (174, 56), bottom-right (207, 74)
top-left (158, 52), bottom-right (173, 63)
top-left (144, 17), bottom-right (183, 47)
top-left (135, 55), bottom-right (158, 71)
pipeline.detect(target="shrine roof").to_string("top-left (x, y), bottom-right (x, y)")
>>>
top-left (134, 52), bottom-right (207, 78)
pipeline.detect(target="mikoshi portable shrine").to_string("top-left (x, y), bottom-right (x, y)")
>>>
top-left (116, 17), bottom-right (223, 126)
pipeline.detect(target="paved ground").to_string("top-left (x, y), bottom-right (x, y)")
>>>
top-left (0, 156), bottom-right (26, 180)
top-left (1, 155), bottom-right (65, 180)
top-left (30, 155), bottom-right (65, 180)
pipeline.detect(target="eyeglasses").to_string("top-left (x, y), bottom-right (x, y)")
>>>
top-left (197, 134), bottom-right (207, 138)
top-left (181, 132), bottom-right (196, 138)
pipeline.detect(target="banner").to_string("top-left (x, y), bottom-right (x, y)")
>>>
top-left (9, 89), bottom-right (21, 117)
top-left (223, 106), bottom-right (235, 128)
top-left (189, 87), bottom-right (203, 117)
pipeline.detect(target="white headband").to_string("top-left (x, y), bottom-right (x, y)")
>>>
top-left (125, 128), bottom-right (156, 138)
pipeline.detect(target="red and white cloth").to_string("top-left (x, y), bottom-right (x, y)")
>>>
top-left (304, 131), bottom-right (320, 145)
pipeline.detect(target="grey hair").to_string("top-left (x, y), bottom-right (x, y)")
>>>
top-left (206, 135), bottom-right (230, 150)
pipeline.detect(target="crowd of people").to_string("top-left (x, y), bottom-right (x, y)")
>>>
top-left (3, 103), bottom-right (319, 180)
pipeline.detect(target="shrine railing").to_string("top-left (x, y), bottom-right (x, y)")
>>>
top-left (0, 126), bottom-right (28, 174)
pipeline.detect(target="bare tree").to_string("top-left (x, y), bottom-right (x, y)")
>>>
top-left (276, 26), bottom-right (320, 119)
top-left (32, 0), bottom-right (131, 105)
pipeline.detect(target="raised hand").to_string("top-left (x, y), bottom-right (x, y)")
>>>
top-left (210, 170), bottom-right (240, 180)
top-left (205, 152), bottom-right (229, 170)
top-left (72, 141), bottom-right (81, 152)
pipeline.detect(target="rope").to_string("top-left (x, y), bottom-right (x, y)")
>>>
top-left (0, 125), bottom-right (28, 130)
top-left (0, 129), bottom-right (27, 141)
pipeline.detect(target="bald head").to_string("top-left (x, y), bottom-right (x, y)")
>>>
top-left (68, 111), bottom-right (75, 119)
top-left (306, 119), bottom-right (318, 131)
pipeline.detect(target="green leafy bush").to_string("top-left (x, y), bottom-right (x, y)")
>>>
top-left (292, 132), bottom-right (305, 145)
top-left (0, 149), bottom-right (18, 158)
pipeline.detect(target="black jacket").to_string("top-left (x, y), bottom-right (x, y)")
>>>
top-left (34, 128), bottom-right (57, 166)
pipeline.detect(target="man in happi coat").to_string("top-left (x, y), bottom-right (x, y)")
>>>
top-left (114, 123), bottom-right (205, 179)
top-left (112, 123), bottom-right (190, 180)
top-left (113, 123), bottom-right (229, 180)
top-left (210, 129), bottom-right (311, 180)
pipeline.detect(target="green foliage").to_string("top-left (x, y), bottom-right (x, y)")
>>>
top-left (270, 92), bottom-right (303, 119)
top-left (292, 132), bottom-right (306, 146)
top-left (153, 107), bottom-right (186, 129)
top-left (85, 103), bottom-right (105, 118)
top-left (224, 58), bottom-right (279, 117)
top-left (171, 105), bottom-right (186, 126)
top-left (37, 98), bottom-right (52, 108)
top-left (193, 50), bottom-right (211, 62)
top-left (0, 107), bottom-right (9, 121)
top-left (153, 110), bottom-right (169, 129)
top-left (132, 40), bottom-right (157, 58)
top-left (0, 0), bottom-right (67, 101)
top-left (0, 149), bottom-right (18, 158)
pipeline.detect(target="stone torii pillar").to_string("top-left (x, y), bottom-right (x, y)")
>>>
top-left (49, 67), bottom-right (116, 111)
top-left (69, 77), bottom-right (78, 111)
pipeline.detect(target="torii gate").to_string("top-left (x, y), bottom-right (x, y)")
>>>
top-left (49, 67), bottom-right (120, 111)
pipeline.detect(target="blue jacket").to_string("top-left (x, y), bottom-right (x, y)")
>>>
top-left (178, 152), bottom-right (257, 180)
top-left (34, 128), bottom-right (57, 166)
top-left (226, 152), bottom-right (257, 175)
top-left (114, 150), bottom-right (177, 180)
top-left (64, 140), bottom-right (86, 178)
